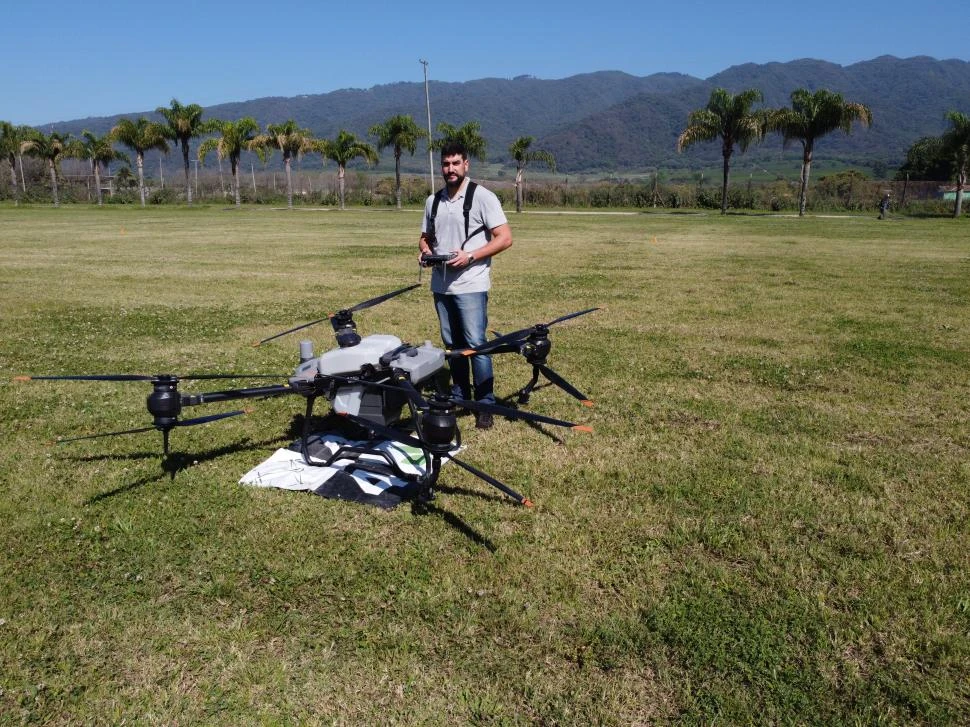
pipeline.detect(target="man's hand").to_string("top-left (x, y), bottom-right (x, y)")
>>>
top-left (446, 250), bottom-right (475, 268)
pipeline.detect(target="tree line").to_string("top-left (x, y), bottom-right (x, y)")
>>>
top-left (678, 87), bottom-right (968, 218)
top-left (0, 102), bottom-right (555, 213)
top-left (2, 88), bottom-right (967, 216)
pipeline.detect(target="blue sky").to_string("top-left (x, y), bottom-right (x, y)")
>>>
top-left (2, 0), bottom-right (965, 127)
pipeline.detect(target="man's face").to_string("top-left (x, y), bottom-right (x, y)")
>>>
top-left (441, 154), bottom-right (468, 187)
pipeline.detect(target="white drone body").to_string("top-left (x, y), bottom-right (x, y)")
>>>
top-left (289, 334), bottom-right (446, 424)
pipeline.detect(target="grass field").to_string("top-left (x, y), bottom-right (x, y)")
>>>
top-left (1, 204), bottom-right (968, 724)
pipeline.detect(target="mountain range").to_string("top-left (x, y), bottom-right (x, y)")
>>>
top-left (50, 55), bottom-right (970, 175)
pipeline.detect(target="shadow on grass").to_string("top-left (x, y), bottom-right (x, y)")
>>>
top-left (79, 434), bottom-right (292, 504)
top-left (495, 387), bottom-right (569, 445)
top-left (411, 498), bottom-right (497, 552)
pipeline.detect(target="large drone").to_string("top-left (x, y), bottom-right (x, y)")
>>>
top-left (16, 285), bottom-right (598, 507)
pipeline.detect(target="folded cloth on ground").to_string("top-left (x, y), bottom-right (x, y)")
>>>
top-left (239, 433), bottom-right (459, 509)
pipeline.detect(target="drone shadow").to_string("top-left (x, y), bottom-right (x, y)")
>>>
top-left (81, 434), bottom-right (291, 504)
top-left (410, 498), bottom-right (497, 552)
top-left (495, 386), bottom-right (568, 445)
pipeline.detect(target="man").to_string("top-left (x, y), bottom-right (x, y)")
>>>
top-left (419, 141), bottom-right (512, 429)
top-left (878, 192), bottom-right (891, 219)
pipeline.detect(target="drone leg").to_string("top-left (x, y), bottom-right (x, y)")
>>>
top-left (299, 396), bottom-right (317, 465)
top-left (447, 454), bottom-right (533, 507)
top-left (516, 365), bottom-right (541, 405)
top-left (162, 428), bottom-right (171, 456)
top-left (418, 453), bottom-right (442, 503)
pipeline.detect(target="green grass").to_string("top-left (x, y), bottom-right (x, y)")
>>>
top-left (1, 204), bottom-right (968, 724)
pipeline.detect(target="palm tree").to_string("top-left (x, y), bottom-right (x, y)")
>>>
top-left (509, 136), bottom-right (556, 213)
top-left (941, 111), bottom-right (970, 218)
top-left (251, 120), bottom-right (316, 209)
top-left (677, 88), bottom-right (768, 215)
top-left (0, 121), bottom-right (26, 203)
top-left (68, 131), bottom-right (130, 206)
top-left (110, 117), bottom-right (170, 206)
top-left (434, 121), bottom-right (487, 161)
top-left (370, 114), bottom-right (426, 209)
top-left (20, 129), bottom-right (72, 207)
top-left (156, 99), bottom-right (205, 205)
top-left (317, 130), bottom-right (378, 210)
top-left (197, 117), bottom-right (260, 208)
top-left (769, 88), bottom-right (872, 216)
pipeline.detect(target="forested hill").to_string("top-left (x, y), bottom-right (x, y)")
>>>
top-left (51, 56), bottom-right (970, 174)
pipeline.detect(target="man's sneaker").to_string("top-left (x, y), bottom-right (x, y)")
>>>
top-left (475, 412), bottom-right (494, 430)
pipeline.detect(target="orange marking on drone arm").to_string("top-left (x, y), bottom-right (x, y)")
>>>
top-left (13, 376), bottom-right (31, 382)
top-left (522, 498), bottom-right (534, 508)
top-left (581, 399), bottom-right (594, 407)
top-left (572, 425), bottom-right (593, 433)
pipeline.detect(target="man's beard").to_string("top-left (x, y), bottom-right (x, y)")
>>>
top-left (445, 172), bottom-right (465, 191)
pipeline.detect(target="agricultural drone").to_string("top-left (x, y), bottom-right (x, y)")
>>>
top-left (17, 285), bottom-right (598, 507)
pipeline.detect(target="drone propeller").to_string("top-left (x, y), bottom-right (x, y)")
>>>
top-left (456, 307), bottom-right (601, 356)
top-left (444, 308), bottom-right (599, 407)
top-left (16, 373), bottom-right (282, 383)
top-left (254, 284), bottom-right (421, 346)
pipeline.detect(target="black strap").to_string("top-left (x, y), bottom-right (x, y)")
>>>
top-left (428, 181), bottom-right (482, 245)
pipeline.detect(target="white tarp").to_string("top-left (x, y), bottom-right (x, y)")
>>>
top-left (239, 433), bottom-right (458, 499)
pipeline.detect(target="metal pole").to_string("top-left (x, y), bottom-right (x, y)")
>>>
top-left (420, 59), bottom-right (435, 193)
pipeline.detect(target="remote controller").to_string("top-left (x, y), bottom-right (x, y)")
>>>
top-left (421, 252), bottom-right (457, 266)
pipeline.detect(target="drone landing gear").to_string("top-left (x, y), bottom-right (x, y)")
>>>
top-left (516, 365), bottom-right (544, 405)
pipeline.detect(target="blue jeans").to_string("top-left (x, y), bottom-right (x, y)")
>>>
top-left (433, 291), bottom-right (495, 404)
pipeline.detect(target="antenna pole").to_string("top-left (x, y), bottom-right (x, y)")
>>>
top-left (420, 59), bottom-right (435, 194)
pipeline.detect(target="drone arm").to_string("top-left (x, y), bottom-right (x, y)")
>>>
top-left (181, 383), bottom-right (296, 407)
top-left (446, 342), bottom-right (521, 358)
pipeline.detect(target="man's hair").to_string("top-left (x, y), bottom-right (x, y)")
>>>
top-left (440, 140), bottom-right (468, 160)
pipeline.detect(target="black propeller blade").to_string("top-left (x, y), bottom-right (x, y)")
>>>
top-left (348, 284), bottom-right (421, 313)
top-left (17, 373), bottom-right (281, 383)
top-left (254, 284), bottom-right (421, 346)
top-left (449, 307), bottom-right (601, 357)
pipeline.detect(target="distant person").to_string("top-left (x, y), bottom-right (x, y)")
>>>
top-left (879, 192), bottom-right (891, 219)
top-left (418, 141), bottom-right (512, 429)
